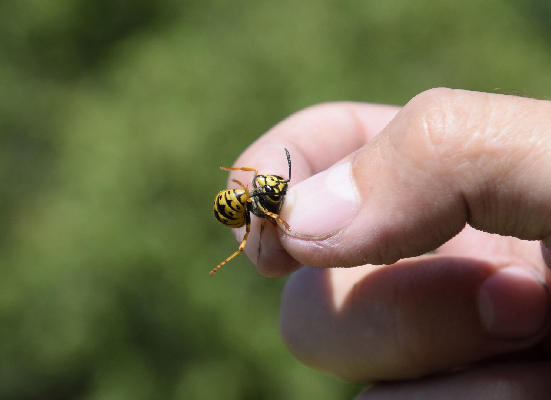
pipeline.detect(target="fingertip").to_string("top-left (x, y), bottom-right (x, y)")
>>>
top-left (477, 266), bottom-right (549, 340)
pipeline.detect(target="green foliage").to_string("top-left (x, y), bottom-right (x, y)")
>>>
top-left (0, 0), bottom-right (549, 398)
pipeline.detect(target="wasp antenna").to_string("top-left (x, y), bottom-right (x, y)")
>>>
top-left (284, 148), bottom-right (291, 182)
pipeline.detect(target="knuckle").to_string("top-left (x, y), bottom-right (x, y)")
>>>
top-left (404, 88), bottom-right (466, 155)
top-left (394, 88), bottom-right (485, 184)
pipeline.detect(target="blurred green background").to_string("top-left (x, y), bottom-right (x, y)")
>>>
top-left (1, 0), bottom-right (550, 399)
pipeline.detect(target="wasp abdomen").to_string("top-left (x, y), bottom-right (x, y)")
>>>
top-left (213, 189), bottom-right (248, 228)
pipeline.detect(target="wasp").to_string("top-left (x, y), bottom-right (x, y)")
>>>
top-left (211, 148), bottom-right (291, 276)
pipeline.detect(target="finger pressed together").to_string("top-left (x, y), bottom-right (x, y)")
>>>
top-left (224, 88), bottom-right (551, 384)
top-left (228, 88), bottom-right (551, 275)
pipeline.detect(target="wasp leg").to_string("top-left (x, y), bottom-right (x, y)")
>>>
top-left (221, 166), bottom-right (259, 177)
top-left (264, 211), bottom-right (290, 230)
top-left (210, 206), bottom-right (252, 276)
top-left (257, 220), bottom-right (266, 264)
top-left (209, 232), bottom-right (249, 276)
top-left (231, 179), bottom-right (249, 193)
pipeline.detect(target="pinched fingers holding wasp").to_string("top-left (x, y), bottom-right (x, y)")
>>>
top-left (212, 149), bottom-right (292, 276)
top-left (213, 89), bottom-right (551, 399)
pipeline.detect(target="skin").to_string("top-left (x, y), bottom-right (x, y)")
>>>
top-left (225, 88), bottom-right (551, 399)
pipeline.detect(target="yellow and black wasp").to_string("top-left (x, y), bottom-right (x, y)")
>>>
top-left (211, 149), bottom-right (291, 276)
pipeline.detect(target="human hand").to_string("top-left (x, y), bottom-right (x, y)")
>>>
top-left (225, 88), bottom-right (551, 398)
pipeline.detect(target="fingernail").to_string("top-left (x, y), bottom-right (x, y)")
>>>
top-left (280, 162), bottom-right (359, 238)
top-left (477, 266), bottom-right (549, 339)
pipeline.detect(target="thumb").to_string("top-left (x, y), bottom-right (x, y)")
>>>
top-left (280, 88), bottom-right (551, 268)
